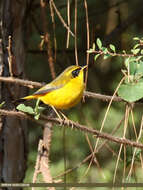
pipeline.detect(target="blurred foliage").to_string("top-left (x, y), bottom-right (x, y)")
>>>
top-left (23, 0), bottom-right (143, 188)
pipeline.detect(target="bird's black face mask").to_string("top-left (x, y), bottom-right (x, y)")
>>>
top-left (71, 68), bottom-right (81, 78)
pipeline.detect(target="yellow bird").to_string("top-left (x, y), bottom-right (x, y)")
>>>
top-left (22, 65), bottom-right (87, 110)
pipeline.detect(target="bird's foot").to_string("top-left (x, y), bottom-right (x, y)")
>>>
top-left (60, 112), bottom-right (72, 127)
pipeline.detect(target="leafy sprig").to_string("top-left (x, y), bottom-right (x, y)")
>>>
top-left (88, 37), bottom-right (143, 103)
top-left (87, 37), bottom-right (143, 61)
top-left (16, 100), bottom-right (45, 120)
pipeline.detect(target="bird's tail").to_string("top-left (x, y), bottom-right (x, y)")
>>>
top-left (13, 95), bottom-right (36, 105)
top-left (22, 95), bottom-right (36, 100)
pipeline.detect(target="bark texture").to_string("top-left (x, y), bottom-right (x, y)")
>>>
top-left (0, 0), bottom-right (28, 188)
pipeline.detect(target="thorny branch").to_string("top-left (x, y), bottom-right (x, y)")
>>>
top-left (0, 109), bottom-right (143, 149)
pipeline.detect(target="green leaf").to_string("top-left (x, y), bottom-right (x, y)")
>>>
top-left (92, 43), bottom-right (96, 50)
top-left (87, 43), bottom-right (96, 53)
top-left (96, 38), bottom-right (102, 49)
top-left (94, 54), bottom-right (100, 61)
top-left (103, 54), bottom-right (110, 60)
top-left (34, 106), bottom-right (45, 120)
top-left (38, 106), bottom-right (46, 112)
top-left (109, 44), bottom-right (116, 52)
top-left (133, 37), bottom-right (139, 41)
top-left (122, 50), bottom-right (126, 54)
top-left (133, 43), bottom-right (140, 49)
top-left (87, 49), bottom-right (93, 53)
top-left (0, 101), bottom-right (5, 108)
top-left (126, 148), bottom-right (141, 167)
top-left (102, 47), bottom-right (108, 54)
top-left (129, 61), bottom-right (138, 75)
top-left (131, 48), bottom-right (140, 54)
top-left (125, 57), bottom-right (130, 68)
top-left (141, 49), bottom-right (143, 54)
top-left (16, 104), bottom-right (35, 115)
top-left (118, 81), bottom-right (143, 102)
top-left (136, 61), bottom-right (143, 75)
top-left (135, 149), bottom-right (142, 157)
top-left (34, 113), bottom-right (40, 120)
top-left (137, 56), bottom-right (143, 60)
top-left (124, 57), bottom-right (141, 76)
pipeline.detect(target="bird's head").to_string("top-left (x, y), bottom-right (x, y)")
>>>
top-left (52, 65), bottom-right (87, 86)
top-left (63, 65), bottom-right (87, 79)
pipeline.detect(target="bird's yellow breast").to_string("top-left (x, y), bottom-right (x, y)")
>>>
top-left (39, 75), bottom-right (85, 109)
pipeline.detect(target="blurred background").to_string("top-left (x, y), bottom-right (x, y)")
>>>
top-left (23, 0), bottom-right (143, 188)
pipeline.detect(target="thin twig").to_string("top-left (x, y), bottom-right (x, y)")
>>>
top-left (128, 110), bottom-right (143, 180)
top-left (97, 116), bottom-right (125, 152)
top-left (81, 135), bottom-right (102, 180)
top-left (86, 134), bottom-right (105, 178)
top-left (32, 139), bottom-right (43, 190)
top-left (51, 0), bottom-right (75, 37)
top-left (89, 49), bottom-right (141, 58)
top-left (7, 36), bottom-right (13, 77)
top-left (49, 0), bottom-right (57, 62)
top-left (74, 0), bottom-right (78, 66)
top-left (66, 0), bottom-right (70, 48)
top-left (94, 76), bottom-right (125, 151)
top-left (140, 154), bottom-right (143, 173)
top-left (131, 110), bottom-right (138, 139)
top-left (105, 143), bottom-right (122, 161)
top-left (0, 109), bottom-right (143, 149)
top-left (113, 144), bottom-right (123, 184)
top-left (63, 126), bottom-right (66, 189)
top-left (84, 0), bottom-right (90, 88)
top-left (113, 105), bottom-right (130, 183)
top-left (123, 145), bottom-right (126, 183)
top-left (40, 0), bottom-right (56, 79)
top-left (127, 115), bottom-right (143, 180)
top-left (54, 153), bottom-right (93, 179)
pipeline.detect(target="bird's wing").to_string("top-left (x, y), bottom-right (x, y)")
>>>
top-left (33, 68), bottom-right (71, 96)
top-left (33, 83), bottom-right (63, 95)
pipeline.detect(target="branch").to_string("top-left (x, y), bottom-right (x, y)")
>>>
top-left (89, 50), bottom-right (136, 58)
top-left (0, 76), bottom-right (123, 102)
top-left (0, 109), bottom-right (143, 149)
top-left (1, 76), bottom-right (143, 105)
top-left (84, 91), bottom-right (122, 102)
top-left (0, 76), bottom-right (43, 88)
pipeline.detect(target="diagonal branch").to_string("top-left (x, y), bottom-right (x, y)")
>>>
top-left (51, 0), bottom-right (75, 37)
top-left (0, 109), bottom-right (143, 149)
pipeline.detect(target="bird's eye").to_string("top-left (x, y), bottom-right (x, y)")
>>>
top-left (72, 68), bottom-right (81, 78)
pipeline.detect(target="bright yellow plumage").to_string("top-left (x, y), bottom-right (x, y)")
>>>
top-left (22, 65), bottom-right (87, 109)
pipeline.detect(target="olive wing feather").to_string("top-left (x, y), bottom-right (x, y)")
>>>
top-left (33, 84), bottom-right (63, 95)
top-left (34, 67), bottom-right (72, 96)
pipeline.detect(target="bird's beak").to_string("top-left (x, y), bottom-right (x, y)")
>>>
top-left (82, 65), bottom-right (88, 70)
